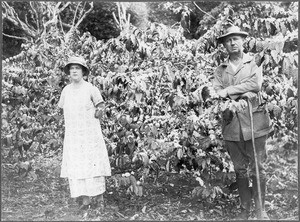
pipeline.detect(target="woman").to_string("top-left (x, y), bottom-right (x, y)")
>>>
top-left (58, 56), bottom-right (111, 209)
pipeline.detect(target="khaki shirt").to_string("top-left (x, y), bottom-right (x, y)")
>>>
top-left (213, 53), bottom-right (272, 141)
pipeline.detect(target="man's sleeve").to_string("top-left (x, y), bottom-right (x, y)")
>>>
top-left (226, 61), bottom-right (262, 99)
top-left (212, 67), bottom-right (225, 93)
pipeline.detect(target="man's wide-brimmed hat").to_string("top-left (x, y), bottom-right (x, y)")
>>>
top-left (63, 56), bottom-right (90, 75)
top-left (217, 25), bottom-right (248, 43)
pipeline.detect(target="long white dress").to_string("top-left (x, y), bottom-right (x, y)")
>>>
top-left (58, 81), bottom-right (111, 198)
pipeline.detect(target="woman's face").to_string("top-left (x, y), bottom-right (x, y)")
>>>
top-left (69, 64), bottom-right (84, 82)
top-left (223, 35), bottom-right (244, 55)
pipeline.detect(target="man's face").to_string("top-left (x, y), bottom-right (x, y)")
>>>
top-left (223, 35), bottom-right (244, 54)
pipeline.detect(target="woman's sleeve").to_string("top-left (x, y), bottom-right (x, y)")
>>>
top-left (58, 88), bottom-right (66, 108)
top-left (91, 85), bottom-right (104, 106)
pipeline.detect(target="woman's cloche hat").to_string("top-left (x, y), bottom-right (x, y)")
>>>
top-left (217, 25), bottom-right (248, 43)
top-left (63, 56), bottom-right (90, 75)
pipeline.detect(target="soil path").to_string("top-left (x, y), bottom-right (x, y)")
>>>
top-left (1, 146), bottom-right (298, 221)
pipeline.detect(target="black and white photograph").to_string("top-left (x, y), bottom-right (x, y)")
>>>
top-left (1, 1), bottom-right (298, 221)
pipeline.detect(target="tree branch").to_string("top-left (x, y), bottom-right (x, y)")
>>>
top-left (57, 2), bottom-right (71, 14)
top-left (112, 11), bottom-right (120, 28)
top-left (24, 12), bottom-right (37, 32)
top-left (193, 2), bottom-right (216, 20)
top-left (40, 2), bottom-right (71, 37)
top-left (61, 21), bottom-right (72, 29)
top-left (3, 32), bottom-right (29, 41)
top-left (73, 2), bottom-right (93, 29)
top-left (117, 2), bottom-right (121, 27)
top-left (113, 2), bottom-right (131, 31)
top-left (3, 1), bottom-right (87, 44)
top-left (2, 2), bottom-right (37, 39)
top-left (79, 2), bottom-right (87, 18)
top-left (72, 2), bottom-right (81, 27)
top-left (29, 1), bottom-right (40, 33)
top-left (58, 14), bottom-right (65, 35)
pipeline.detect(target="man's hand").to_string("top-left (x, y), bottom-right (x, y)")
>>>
top-left (240, 92), bottom-right (257, 102)
top-left (217, 89), bottom-right (228, 98)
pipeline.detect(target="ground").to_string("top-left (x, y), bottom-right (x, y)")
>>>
top-left (1, 140), bottom-right (298, 221)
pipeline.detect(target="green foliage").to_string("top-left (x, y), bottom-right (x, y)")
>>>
top-left (2, 1), bottom-right (298, 203)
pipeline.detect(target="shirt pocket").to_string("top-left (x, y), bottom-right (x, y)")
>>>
top-left (222, 74), bottom-right (231, 88)
top-left (252, 109), bottom-right (271, 132)
top-left (238, 67), bottom-right (252, 83)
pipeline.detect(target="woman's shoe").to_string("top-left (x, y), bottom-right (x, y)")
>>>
top-left (75, 196), bottom-right (83, 206)
top-left (78, 196), bottom-right (91, 211)
top-left (92, 194), bottom-right (104, 209)
top-left (91, 199), bottom-right (104, 210)
top-left (95, 194), bottom-right (104, 203)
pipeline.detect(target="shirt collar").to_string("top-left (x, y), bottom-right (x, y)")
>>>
top-left (220, 53), bottom-right (252, 67)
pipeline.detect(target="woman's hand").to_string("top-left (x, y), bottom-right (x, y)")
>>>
top-left (94, 109), bottom-right (103, 119)
top-left (94, 102), bottom-right (105, 119)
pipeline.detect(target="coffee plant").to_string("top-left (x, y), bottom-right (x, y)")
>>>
top-left (2, 2), bottom-right (297, 200)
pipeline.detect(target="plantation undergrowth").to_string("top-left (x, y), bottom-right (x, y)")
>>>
top-left (1, 139), bottom-right (298, 221)
top-left (1, 2), bottom-right (298, 221)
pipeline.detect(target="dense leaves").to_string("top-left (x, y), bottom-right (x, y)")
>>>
top-left (1, 1), bottom-right (298, 220)
top-left (1, 140), bottom-right (297, 220)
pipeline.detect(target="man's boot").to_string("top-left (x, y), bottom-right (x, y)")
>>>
top-left (252, 176), bottom-right (270, 220)
top-left (236, 177), bottom-right (252, 220)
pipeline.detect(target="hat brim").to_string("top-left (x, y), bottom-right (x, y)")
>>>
top-left (217, 31), bottom-right (248, 43)
top-left (63, 63), bottom-right (90, 76)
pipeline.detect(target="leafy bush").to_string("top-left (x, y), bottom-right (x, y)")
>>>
top-left (2, 2), bottom-right (297, 200)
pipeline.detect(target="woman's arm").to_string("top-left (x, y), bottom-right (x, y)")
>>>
top-left (58, 87), bottom-right (66, 108)
top-left (91, 85), bottom-right (105, 119)
top-left (94, 101), bottom-right (105, 119)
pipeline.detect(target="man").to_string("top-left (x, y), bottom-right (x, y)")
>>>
top-left (213, 25), bottom-right (272, 220)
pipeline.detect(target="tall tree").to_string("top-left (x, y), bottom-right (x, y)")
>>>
top-left (2, 1), bottom-right (93, 59)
